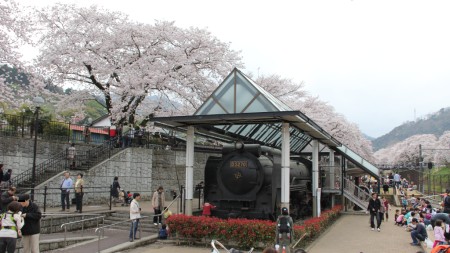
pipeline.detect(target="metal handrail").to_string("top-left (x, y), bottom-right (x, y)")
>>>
top-left (43, 213), bottom-right (104, 216)
top-left (61, 215), bottom-right (105, 247)
top-left (95, 216), bottom-right (149, 253)
top-left (343, 178), bottom-right (371, 203)
top-left (11, 136), bottom-right (119, 193)
top-left (154, 195), bottom-right (180, 218)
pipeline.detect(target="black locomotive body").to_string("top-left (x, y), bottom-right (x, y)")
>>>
top-left (204, 144), bottom-right (312, 220)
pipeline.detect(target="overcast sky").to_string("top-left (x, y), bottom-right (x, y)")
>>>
top-left (22, 0), bottom-right (450, 138)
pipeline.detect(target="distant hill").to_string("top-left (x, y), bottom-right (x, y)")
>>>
top-left (363, 134), bottom-right (375, 141)
top-left (372, 107), bottom-right (450, 151)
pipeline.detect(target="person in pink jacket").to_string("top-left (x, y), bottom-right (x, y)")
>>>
top-left (433, 220), bottom-right (446, 248)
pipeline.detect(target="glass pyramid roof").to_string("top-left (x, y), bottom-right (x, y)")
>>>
top-left (193, 68), bottom-right (334, 153)
top-left (150, 68), bottom-right (379, 176)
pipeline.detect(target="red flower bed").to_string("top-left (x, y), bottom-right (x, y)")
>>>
top-left (167, 205), bottom-right (342, 248)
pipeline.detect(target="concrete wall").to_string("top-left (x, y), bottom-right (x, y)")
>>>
top-left (1, 137), bottom-right (219, 208)
top-left (34, 148), bottom-right (218, 207)
top-left (0, 136), bottom-right (91, 176)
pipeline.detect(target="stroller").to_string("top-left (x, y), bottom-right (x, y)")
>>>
top-left (211, 240), bottom-right (254, 253)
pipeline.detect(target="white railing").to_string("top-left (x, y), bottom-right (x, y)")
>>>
top-left (343, 178), bottom-right (371, 209)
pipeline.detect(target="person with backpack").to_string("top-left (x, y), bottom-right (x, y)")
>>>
top-left (0, 201), bottom-right (25, 253)
top-left (276, 207), bottom-right (294, 253)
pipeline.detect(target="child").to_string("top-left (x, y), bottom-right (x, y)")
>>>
top-left (396, 212), bottom-right (405, 226)
top-left (159, 224), bottom-right (168, 239)
top-left (124, 191), bottom-right (132, 206)
top-left (119, 190), bottom-right (125, 206)
top-left (202, 202), bottom-right (216, 216)
top-left (433, 220), bottom-right (446, 248)
top-left (394, 209), bottom-right (400, 224)
top-left (401, 197), bottom-right (408, 210)
top-left (162, 207), bottom-right (172, 220)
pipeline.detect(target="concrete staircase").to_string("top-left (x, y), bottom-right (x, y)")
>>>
top-left (102, 211), bottom-right (160, 234)
top-left (12, 137), bottom-right (122, 193)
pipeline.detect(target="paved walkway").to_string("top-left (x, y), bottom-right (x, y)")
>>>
top-left (118, 208), bottom-right (432, 253)
top-left (307, 209), bottom-right (429, 253)
top-left (42, 198), bottom-right (436, 253)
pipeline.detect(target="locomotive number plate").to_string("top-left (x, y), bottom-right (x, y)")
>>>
top-left (230, 160), bottom-right (248, 168)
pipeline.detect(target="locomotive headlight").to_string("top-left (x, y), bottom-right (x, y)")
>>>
top-left (234, 141), bottom-right (244, 150)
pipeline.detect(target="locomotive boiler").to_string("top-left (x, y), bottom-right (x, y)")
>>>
top-left (203, 143), bottom-right (312, 220)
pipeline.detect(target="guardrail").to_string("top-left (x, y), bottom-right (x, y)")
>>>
top-left (42, 212), bottom-right (105, 235)
top-left (94, 216), bottom-right (149, 253)
top-left (60, 215), bottom-right (105, 247)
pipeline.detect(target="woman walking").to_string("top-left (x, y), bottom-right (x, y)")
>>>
top-left (111, 176), bottom-right (121, 207)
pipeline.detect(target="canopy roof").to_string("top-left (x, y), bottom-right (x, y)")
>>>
top-left (153, 68), bottom-right (340, 153)
top-left (150, 68), bottom-right (379, 177)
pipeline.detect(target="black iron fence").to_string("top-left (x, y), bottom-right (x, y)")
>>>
top-left (0, 112), bottom-right (111, 144)
top-left (11, 135), bottom-right (121, 191)
top-left (5, 186), bottom-right (165, 213)
top-left (424, 174), bottom-right (450, 196)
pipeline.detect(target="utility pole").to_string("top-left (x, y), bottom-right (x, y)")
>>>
top-left (419, 144), bottom-right (423, 194)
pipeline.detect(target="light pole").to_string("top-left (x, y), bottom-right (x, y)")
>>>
top-left (31, 96), bottom-right (44, 201)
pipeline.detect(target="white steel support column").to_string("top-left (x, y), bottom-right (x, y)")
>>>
top-left (329, 150), bottom-right (335, 207)
top-left (312, 140), bottom-right (320, 217)
top-left (281, 122), bottom-right (290, 210)
top-left (185, 126), bottom-right (194, 215)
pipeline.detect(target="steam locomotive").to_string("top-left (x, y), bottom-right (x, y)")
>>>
top-left (203, 143), bottom-right (312, 220)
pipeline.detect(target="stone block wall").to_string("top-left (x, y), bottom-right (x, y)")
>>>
top-left (0, 136), bottom-right (92, 176)
top-left (34, 148), bottom-right (219, 207)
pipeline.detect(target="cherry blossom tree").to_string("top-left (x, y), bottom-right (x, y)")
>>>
top-left (0, 0), bottom-right (48, 109)
top-left (0, 0), bottom-right (29, 106)
top-left (302, 97), bottom-right (373, 161)
top-left (256, 74), bottom-right (374, 161)
top-left (374, 134), bottom-right (441, 166)
top-left (254, 73), bottom-right (307, 105)
top-left (34, 4), bottom-right (242, 124)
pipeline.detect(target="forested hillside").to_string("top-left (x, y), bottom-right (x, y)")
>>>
top-left (372, 107), bottom-right (450, 151)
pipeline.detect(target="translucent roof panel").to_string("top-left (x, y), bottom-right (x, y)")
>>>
top-left (151, 67), bottom-right (378, 176)
top-left (192, 68), bottom-right (328, 153)
top-left (235, 74), bottom-right (258, 113)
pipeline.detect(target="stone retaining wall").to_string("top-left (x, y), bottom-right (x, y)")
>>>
top-left (0, 136), bottom-right (92, 175)
top-left (1, 137), bottom-right (220, 208)
top-left (34, 148), bottom-right (218, 207)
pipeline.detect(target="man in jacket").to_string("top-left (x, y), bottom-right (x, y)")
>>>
top-left (410, 218), bottom-right (427, 246)
top-left (367, 192), bottom-right (382, 231)
top-left (19, 194), bottom-right (42, 253)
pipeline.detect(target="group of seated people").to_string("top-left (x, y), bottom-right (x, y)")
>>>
top-left (394, 201), bottom-right (450, 247)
